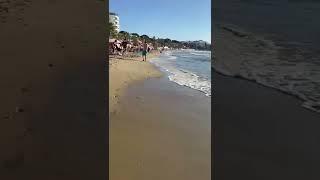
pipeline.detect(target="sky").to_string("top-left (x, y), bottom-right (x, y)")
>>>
top-left (109, 0), bottom-right (211, 43)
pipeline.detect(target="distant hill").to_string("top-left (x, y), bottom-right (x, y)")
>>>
top-left (181, 40), bottom-right (212, 51)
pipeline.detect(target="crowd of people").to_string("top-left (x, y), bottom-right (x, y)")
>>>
top-left (109, 38), bottom-right (154, 57)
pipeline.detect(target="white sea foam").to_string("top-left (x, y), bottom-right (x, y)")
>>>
top-left (168, 56), bottom-right (177, 60)
top-left (151, 51), bottom-right (211, 96)
top-left (190, 52), bottom-right (211, 58)
top-left (168, 70), bottom-right (211, 96)
top-left (214, 24), bottom-right (320, 113)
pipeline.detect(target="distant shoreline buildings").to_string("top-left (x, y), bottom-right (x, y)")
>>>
top-left (109, 12), bottom-right (120, 32)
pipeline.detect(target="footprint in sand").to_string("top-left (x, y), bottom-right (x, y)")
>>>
top-left (135, 96), bottom-right (144, 101)
top-left (110, 110), bottom-right (117, 116)
top-left (137, 160), bottom-right (144, 168)
top-left (23, 127), bottom-right (32, 136)
top-left (21, 87), bottom-right (30, 93)
top-left (16, 127), bottom-right (33, 140)
top-left (2, 112), bottom-right (11, 120)
top-left (3, 152), bottom-right (25, 170)
top-left (15, 107), bottom-right (24, 113)
top-left (80, 40), bottom-right (88, 47)
top-left (21, 126), bottom-right (32, 138)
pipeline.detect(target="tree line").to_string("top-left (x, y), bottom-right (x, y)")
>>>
top-left (108, 22), bottom-right (211, 51)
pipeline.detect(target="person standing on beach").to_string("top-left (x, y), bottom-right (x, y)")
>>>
top-left (122, 39), bottom-right (128, 55)
top-left (142, 40), bottom-right (148, 61)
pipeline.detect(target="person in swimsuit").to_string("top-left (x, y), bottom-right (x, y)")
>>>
top-left (122, 39), bottom-right (128, 54)
top-left (142, 40), bottom-right (148, 61)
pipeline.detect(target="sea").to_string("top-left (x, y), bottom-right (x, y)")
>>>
top-left (150, 49), bottom-right (211, 96)
top-left (213, 0), bottom-right (320, 113)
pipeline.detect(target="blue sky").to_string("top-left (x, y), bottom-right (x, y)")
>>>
top-left (109, 0), bottom-right (211, 43)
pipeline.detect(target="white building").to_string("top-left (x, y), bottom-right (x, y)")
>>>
top-left (109, 12), bottom-right (120, 32)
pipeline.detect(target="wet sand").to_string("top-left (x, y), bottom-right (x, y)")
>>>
top-left (213, 71), bottom-right (320, 180)
top-left (110, 77), bottom-right (211, 180)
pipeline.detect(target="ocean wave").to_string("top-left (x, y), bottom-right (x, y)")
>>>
top-left (163, 51), bottom-right (172, 56)
top-left (168, 69), bottom-right (211, 96)
top-left (151, 53), bottom-right (211, 97)
top-left (190, 52), bottom-right (211, 58)
top-left (168, 56), bottom-right (177, 60)
top-left (213, 24), bottom-right (320, 113)
top-left (214, 64), bottom-right (320, 113)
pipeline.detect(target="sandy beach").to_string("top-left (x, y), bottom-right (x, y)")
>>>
top-left (109, 52), bottom-right (162, 113)
top-left (0, 0), bottom-right (107, 179)
top-left (109, 53), bottom-right (211, 180)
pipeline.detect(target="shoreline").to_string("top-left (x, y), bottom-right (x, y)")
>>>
top-left (213, 23), bottom-right (320, 113)
top-left (213, 67), bottom-right (319, 113)
top-left (109, 51), bottom-right (211, 179)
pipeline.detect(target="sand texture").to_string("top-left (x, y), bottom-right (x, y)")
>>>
top-left (213, 71), bottom-right (320, 180)
top-left (110, 77), bottom-right (211, 180)
top-left (109, 52), bottom-right (162, 113)
top-left (0, 0), bottom-right (107, 179)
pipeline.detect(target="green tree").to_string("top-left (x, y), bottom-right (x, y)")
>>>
top-left (119, 31), bottom-right (130, 40)
top-left (152, 36), bottom-right (157, 49)
top-left (164, 38), bottom-right (172, 47)
top-left (157, 38), bottom-right (165, 47)
top-left (131, 33), bottom-right (140, 37)
top-left (172, 40), bottom-right (179, 44)
top-left (130, 33), bottom-right (140, 43)
top-left (140, 34), bottom-right (151, 43)
top-left (132, 36), bottom-right (139, 45)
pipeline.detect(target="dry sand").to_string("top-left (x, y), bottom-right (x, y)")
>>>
top-left (0, 0), bottom-right (107, 179)
top-left (109, 52), bottom-right (162, 113)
